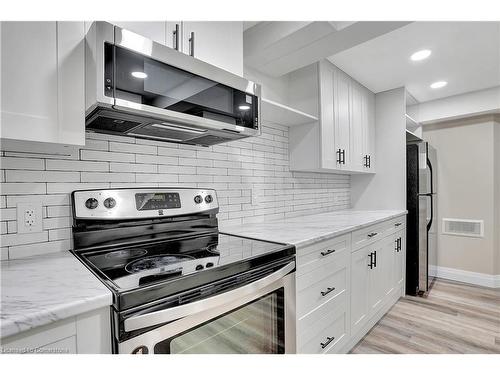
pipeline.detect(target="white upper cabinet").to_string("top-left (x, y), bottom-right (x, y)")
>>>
top-left (107, 21), bottom-right (243, 76)
top-left (181, 22), bottom-right (243, 76)
top-left (111, 22), bottom-right (168, 45)
top-left (1, 21), bottom-right (85, 146)
top-left (334, 68), bottom-right (352, 170)
top-left (289, 60), bottom-right (375, 174)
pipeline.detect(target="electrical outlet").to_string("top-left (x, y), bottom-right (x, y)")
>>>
top-left (16, 202), bottom-right (43, 233)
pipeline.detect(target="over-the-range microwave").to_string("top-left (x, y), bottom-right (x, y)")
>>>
top-left (85, 22), bottom-right (261, 146)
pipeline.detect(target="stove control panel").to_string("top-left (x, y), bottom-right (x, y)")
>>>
top-left (73, 188), bottom-right (218, 220)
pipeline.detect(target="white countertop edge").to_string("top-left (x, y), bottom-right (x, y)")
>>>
top-left (221, 210), bottom-right (408, 248)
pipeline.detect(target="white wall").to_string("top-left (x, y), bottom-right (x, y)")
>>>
top-left (423, 116), bottom-right (498, 275)
top-left (351, 87), bottom-right (407, 210)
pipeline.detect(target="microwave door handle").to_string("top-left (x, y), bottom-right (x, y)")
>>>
top-left (123, 261), bottom-right (295, 332)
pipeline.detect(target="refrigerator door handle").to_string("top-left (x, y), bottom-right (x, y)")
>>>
top-left (426, 157), bottom-right (434, 231)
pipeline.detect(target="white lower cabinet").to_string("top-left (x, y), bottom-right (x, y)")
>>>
top-left (350, 246), bottom-right (370, 335)
top-left (0, 307), bottom-right (111, 354)
top-left (295, 215), bottom-right (406, 353)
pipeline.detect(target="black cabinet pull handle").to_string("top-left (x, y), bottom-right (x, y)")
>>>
top-left (320, 249), bottom-right (336, 257)
top-left (173, 24), bottom-right (180, 50)
top-left (337, 149), bottom-right (342, 164)
top-left (368, 155), bottom-right (371, 168)
top-left (320, 287), bottom-right (336, 297)
top-left (342, 149), bottom-right (346, 164)
top-left (367, 232), bottom-right (378, 238)
top-left (368, 252), bottom-right (374, 269)
top-left (373, 250), bottom-right (377, 267)
top-left (395, 222), bottom-right (402, 227)
top-left (398, 237), bottom-right (402, 251)
top-left (189, 31), bottom-right (195, 57)
top-left (320, 336), bottom-right (335, 349)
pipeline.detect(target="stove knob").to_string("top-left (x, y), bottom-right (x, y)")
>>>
top-left (204, 194), bottom-right (213, 203)
top-left (104, 197), bottom-right (116, 209)
top-left (194, 195), bottom-right (203, 204)
top-left (85, 198), bottom-right (99, 209)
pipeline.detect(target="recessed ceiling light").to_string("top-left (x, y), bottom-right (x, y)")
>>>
top-left (238, 105), bottom-right (251, 111)
top-left (430, 81), bottom-right (447, 89)
top-left (131, 71), bottom-right (148, 79)
top-left (410, 49), bottom-right (432, 61)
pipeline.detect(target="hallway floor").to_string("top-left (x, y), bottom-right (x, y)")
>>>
top-left (350, 279), bottom-right (500, 354)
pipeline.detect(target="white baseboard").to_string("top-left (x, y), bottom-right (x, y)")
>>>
top-left (429, 265), bottom-right (500, 288)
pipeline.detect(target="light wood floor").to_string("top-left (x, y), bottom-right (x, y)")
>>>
top-left (350, 279), bottom-right (500, 354)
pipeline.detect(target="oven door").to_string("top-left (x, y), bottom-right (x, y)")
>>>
top-left (118, 261), bottom-right (295, 354)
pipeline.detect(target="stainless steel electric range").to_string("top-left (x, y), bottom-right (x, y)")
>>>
top-left (71, 188), bottom-right (296, 354)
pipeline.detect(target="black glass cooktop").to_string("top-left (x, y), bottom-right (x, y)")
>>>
top-left (81, 233), bottom-right (291, 292)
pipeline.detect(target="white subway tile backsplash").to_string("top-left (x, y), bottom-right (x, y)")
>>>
top-left (5, 170), bottom-right (80, 183)
top-left (1, 157), bottom-right (45, 170)
top-left (46, 182), bottom-right (110, 194)
top-left (42, 216), bottom-right (72, 230)
top-left (110, 163), bottom-right (157, 173)
top-left (0, 208), bottom-right (17, 221)
top-left (0, 123), bottom-right (350, 260)
top-left (48, 228), bottom-right (72, 241)
top-left (6, 194), bottom-right (69, 207)
top-left (81, 172), bottom-right (135, 183)
top-left (109, 141), bottom-right (157, 155)
top-left (46, 159), bottom-right (109, 172)
top-left (46, 205), bottom-right (71, 218)
top-left (135, 154), bottom-right (178, 165)
top-left (1, 182), bottom-right (47, 195)
top-left (80, 150), bottom-right (135, 162)
top-left (8, 239), bottom-right (71, 259)
top-left (1, 231), bottom-right (48, 247)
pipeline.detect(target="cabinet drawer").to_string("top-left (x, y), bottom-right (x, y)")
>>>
top-left (1, 317), bottom-right (76, 351)
top-left (37, 335), bottom-right (77, 354)
top-left (297, 293), bottom-right (348, 354)
top-left (352, 223), bottom-right (383, 250)
top-left (297, 261), bottom-right (348, 318)
top-left (385, 216), bottom-right (406, 235)
top-left (351, 216), bottom-right (406, 251)
top-left (296, 234), bottom-right (350, 276)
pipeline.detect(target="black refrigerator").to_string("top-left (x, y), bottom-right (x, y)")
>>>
top-left (406, 142), bottom-right (438, 296)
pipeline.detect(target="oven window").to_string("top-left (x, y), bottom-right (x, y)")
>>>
top-left (154, 289), bottom-right (285, 354)
top-left (105, 44), bottom-right (258, 129)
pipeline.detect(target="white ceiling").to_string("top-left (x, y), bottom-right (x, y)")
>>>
top-left (328, 22), bottom-right (500, 102)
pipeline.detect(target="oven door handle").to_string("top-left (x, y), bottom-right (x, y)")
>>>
top-left (123, 261), bottom-right (295, 332)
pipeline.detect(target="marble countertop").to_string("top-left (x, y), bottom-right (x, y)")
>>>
top-left (221, 209), bottom-right (407, 248)
top-left (1, 251), bottom-right (112, 339)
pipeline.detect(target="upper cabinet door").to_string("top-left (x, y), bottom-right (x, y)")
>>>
top-left (318, 61), bottom-right (336, 169)
top-left (181, 21), bottom-right (243, 76)
top-left (365, 88), bottom-right (376, 171)
top-left (111, 22), bottom-right (167, 45)
top-left (350, 81), bottom-right (365, 172)
top-left (1, 21), bottom-right (85, 146)
top-left (333, 68), bottom-right (351, 169)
